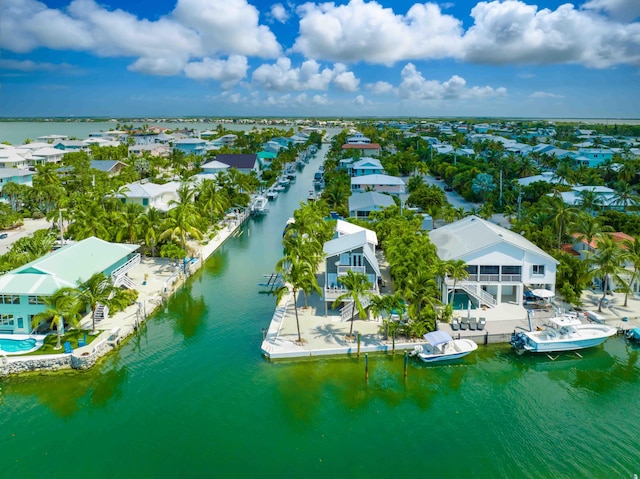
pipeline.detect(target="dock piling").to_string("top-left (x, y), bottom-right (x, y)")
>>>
top-left (392, 331), bottom-right (395, 356)
top-left (357, 331), bottom-right (361, 358)
top-left (404, 350), bottom-right (408, 378)
top-left (365, 353), bottom-right (369, 382)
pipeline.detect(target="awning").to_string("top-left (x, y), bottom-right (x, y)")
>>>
top-left (423, 330), bottom-right (453, 346)
top-left (531, 288), bottom-right (554, 299)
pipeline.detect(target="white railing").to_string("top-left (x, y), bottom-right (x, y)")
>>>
top-left (324, 286), bottom-right (378, 303)
top-left (337, 265), bottom-right (366, 275)
top-left (340, 296), bottom-right (372, 322)
top-left (110, 254), bottom-right (141, 280)
top-left (113, 275), bottom-right (136, 289)
top-left (458, 281), bottom-right (497, 307)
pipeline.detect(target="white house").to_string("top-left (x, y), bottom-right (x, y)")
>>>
top-left (429, 216), bottom-right (558, 308)
top-left (341, 143), bottom-right (381, 157)
top-left (351, 174), bottom-right (406, 195)
top-left (115, 180), bottom-right (182, 211)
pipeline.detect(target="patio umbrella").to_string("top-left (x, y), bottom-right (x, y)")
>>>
top-left (531, 289), bottom-right (554, 299)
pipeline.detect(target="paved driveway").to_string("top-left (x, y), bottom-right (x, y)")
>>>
top-left (0, 218), bottom-right (53, 254)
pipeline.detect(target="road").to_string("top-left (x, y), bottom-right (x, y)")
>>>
top-left (0, 217), bottom-right (53, 254)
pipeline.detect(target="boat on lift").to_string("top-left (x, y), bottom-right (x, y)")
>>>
top-left (250, 195), bottom-right (269, 216)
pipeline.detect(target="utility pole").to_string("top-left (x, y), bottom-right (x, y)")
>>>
top-left (499, 169), bottom-right (503, 207)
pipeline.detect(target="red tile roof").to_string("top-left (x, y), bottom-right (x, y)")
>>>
top-left (341, 143), bottom-right (381, 150)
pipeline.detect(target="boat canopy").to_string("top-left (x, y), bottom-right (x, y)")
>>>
top-left (629, 328), bottom-right (640, 341)
top-left (423, 331), bottom-right (453, 346)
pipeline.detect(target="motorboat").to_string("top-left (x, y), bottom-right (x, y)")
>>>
top-left (307, 190), bottom-right (316, 202)
top-left (409, 331), bottom-right (478, 363)
top-left (266, 189), bottom-right (278, 200)
top-left (627, 327), bottom-right (640, 343)
top-left (278, 176), bottom-right (290, 187)
top-left (273, 184), bottom-right (286, 192)
top-left (250, 195), bottom-right (269, 216)
top-left (510, 314), bottom-right (617, 354)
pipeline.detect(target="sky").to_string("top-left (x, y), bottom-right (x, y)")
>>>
top-left (1, 0), bottom-right (639, 118)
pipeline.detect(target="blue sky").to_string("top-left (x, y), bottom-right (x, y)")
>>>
top-left (1, 0), bottom-right (639, 118)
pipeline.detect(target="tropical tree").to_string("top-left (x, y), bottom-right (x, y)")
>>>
top-left (76, 273), bottom-right (115, 333)
top-left (402, 270), bottom-right (441, 330)
top-left (621, 236), bottom-right (640, 307)
top-left (332, 270), bottom-right (372, 340)
top-left (583, 234), bottom-right (628, 312)
top-left (33, 288), bottom-right (83, 349)
top-left (369, 292), bottom-right (404, 339)
top-left (160, 183), bottom-right (203, 254)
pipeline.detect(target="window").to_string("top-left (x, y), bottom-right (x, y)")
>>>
top-left (28, 296), bottom-right (46, 305)
top-left (142, 198), bottom-right (149, 206)
top-left (0, 294), bottom-right (20, 304)
top-left (532, 265), bottom-right (545, 275)
top-left (501, 266), bottom-right (521, 275)
top-left (0, 314), bottom-right (14, 326)
top-left (17, 317), bottom-right (23, 328)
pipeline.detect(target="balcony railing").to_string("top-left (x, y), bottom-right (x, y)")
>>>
top-left (337, 265), bottom-right (366, 275)
top-left (324, 286), bottom-right (378, 302)
top-left (456, 273), bottom-right (522, 283)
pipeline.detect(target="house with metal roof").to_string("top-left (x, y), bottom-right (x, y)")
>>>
top-left (115, 180), bottom-right (182, 211)
top-left (348, 191), bottom-right (396, 219)
top-left (322, 227), bottom-right (380, 315)
top-left (429, 216), bottom-right (558, 309)
top-left (0, 237), bottom-right (140, 334)
top-left (351, 174), bottom-right (406, 195)
top-left (341, 143), bottom-right (381, 157)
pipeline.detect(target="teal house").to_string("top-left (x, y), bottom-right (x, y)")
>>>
top-left (0, 237), bottom-right (140, 334)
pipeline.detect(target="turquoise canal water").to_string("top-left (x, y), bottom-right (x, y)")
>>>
top-left (1, 145), bottom-right (640, 478)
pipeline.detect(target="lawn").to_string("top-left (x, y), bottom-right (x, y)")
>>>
top-left (27, 329), bottom-right (99, 355)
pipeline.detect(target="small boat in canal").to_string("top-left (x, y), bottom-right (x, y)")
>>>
top-left (510, 314), bottom-right (617, 354)
top-left (266, 189), bottom-right (278, 200)
top-left (627, 327), bottom-right (640, 343)
top-left (250, 195), bottom-right (269, 216)
top-left (409, 331), bottom-right (478, 363)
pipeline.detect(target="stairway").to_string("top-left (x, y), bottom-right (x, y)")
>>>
top-left (457, 281), bottom-right (497, 308)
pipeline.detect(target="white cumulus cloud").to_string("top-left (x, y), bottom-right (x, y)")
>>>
top-left (184, 55), bottom-right (248, 88)
top-left (269, 3), bottom-right (290, 23)
top-left (461, 0), bottom-right (640, 68)
top-left (293, 0), bottom-right (464, 64)
top-left (583, 0), bottom-right (640, 21)
top-left (353, 94), bottom-right (366, 105)
top-left (0, 0), bottom-right (280, 77)
top-left (252, 57), bottom-right (360, 92)
top-left (398, 63), bottom-right (507, 100)
top-left (365, 81), bottom-right (394, 94)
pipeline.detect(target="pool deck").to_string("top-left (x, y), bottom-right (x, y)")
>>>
top-left (261, 258), bottom-right (640, 360)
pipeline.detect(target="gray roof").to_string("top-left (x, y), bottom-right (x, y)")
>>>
top-left (91, 160), bottom-right (126, 172)
top-left (351, 174), bottom-right (405, 186)
top-left (348, 191), bottom-right (395, 212)
top-left (429, 215), bottom-right (557, 263)
top-left (0, 168), bottom-right (34, 180)
top-left (323, 230), bottom-right (381, 277)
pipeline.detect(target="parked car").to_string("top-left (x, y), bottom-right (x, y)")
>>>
top-left (435, 175), bottom-right (442, 180)
top-left (444, 184), bottom-right (453, 191)
top-left (0, 233), bottom-right (8, 239)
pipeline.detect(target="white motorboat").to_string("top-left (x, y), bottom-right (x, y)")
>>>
top-left (250, 195), bottom-right (269, 216)
top-left (273, 184), bottom-right (286, 192)
top-left (510, 314), bottom-right (617, 354)
top-left (278, 176), bottom-right (290, 187)
top-left (266, 189), bottom-right (278, 200)
top-left (410, 331), bottom-right (478, 363)
top-left (307, 190), bottom-right (316, 202)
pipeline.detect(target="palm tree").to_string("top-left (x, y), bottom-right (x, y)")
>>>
top-left (576, 189), bottom-right (603, 215)
top-left (332, 270), bottom-right (372, 340)
top-left (569, 212), bottom-right (612, 247)
top-left (442, 259), bottom-right (469, 305)
top-left (76, 273), bottom-right (115, 333)
top-left (33, 288), bottom-right (83, 350)
top-left (542, 195), bottom-right (578, 248)
top-left (369, 292), bottom-right (404, 339)
top-left (402, 270), bottom-right (441, 329)
top-left (583, 234), bottom-right (628, 312)
top-left (160, 183), bottom-right (203, 254)
top-left (621, 236), bottom-right (640, 307)
top-left (276, 256), bottom-right (318, 343)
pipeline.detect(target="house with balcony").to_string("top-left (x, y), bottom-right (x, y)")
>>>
top-left (349, 158), bottom-right (384, 177)
top-left (429, 216), bottom-right (557, 309)
top-left (171, 138), bottom-right (207, 156)
top-left (322, 223), bottom-right (380, 316)
top-left (0, 237), bottom-right (140, 334)
top-left (351, 174), bottom-right (406, 195)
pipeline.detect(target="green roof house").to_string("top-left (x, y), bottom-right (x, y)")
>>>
top-left (0, 237), bottom-right (140, 334)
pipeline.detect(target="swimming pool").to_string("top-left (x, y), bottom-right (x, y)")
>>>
top-left (0, 334), bottom-right (45, 355)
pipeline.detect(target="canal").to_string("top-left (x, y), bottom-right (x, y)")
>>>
top-left (1, 144), bottom-right (639, 478)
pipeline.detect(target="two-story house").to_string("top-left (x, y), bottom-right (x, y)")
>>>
top-left (351, 174), bottom-right (406, 195)
top-left (322, 221), bottom-right (380, 316)
top-left (429, 216), bottom-right (558, 309)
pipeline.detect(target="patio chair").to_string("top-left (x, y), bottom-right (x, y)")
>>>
top-left (64, 341), bottom-right (73, 354)
top-left (78, 334), bottom-right (87, 348)
top-left (478, 318), bottom-right (486, 330)
top-left (451, 317), bottom-right (460, 331)
top-left (460, 317), bottom-right (469, 330)
top-left (469, 318), bottom-right (478, 331)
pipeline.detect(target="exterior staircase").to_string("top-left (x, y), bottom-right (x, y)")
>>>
top-left (110, 253), bottom-right (140, 290)
top-left (457, 281), bottom-right (497, 308)
top-left (340, 296), bottom-right (372, 322)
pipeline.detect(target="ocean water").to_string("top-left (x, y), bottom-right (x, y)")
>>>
top-left (0, 145), bottom-right (639, 478)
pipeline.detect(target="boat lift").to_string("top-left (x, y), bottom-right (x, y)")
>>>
top-left (258, 272), bottom-right (283, 294)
